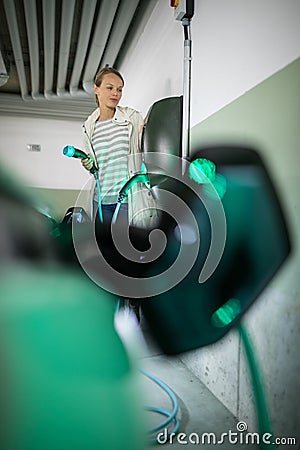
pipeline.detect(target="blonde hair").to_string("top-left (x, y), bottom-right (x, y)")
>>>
top-left (94, 67), bottom-right (124, 106)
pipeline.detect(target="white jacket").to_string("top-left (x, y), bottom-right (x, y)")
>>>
top-left (82, 106), bottom-right (159, 229)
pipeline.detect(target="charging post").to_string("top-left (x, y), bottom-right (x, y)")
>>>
top-left (171, 0), bottom-right (194, 164)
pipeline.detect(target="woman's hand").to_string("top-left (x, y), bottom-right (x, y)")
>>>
top-left (81, 153), bottom-right (95, 172)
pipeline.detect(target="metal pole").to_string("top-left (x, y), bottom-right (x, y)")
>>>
top-left (181, 18), bottom-right (192, 163)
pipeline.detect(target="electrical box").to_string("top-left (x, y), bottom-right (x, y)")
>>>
top-left (171, 0), bottom-right (194, 21)
top-left (27, 144), bottom-right (41, 152)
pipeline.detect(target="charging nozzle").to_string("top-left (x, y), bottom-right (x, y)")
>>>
top-left (63, 145), bottom-right (88, 159)
top-left (62, 145), bottom-right (98, 175)
top-left (63, 145), bottom-right (76, 157)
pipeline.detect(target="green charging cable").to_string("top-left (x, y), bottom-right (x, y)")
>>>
top-left (238, 324), bottom-right (273, 448)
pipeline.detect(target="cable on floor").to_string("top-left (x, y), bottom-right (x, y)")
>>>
top-left (140, 368), bottom-right (180, 445)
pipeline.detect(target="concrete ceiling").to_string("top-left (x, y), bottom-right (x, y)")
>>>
top-left (0, 0), bottom-right (157, 120)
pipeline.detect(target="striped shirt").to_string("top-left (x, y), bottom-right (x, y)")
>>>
top-left (92, 119), bottom-right (129, 204)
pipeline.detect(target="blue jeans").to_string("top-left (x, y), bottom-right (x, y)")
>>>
top-left (93, 201), bottom-right (149, 277)
top-left (94, 202), bottom-right (128, 225)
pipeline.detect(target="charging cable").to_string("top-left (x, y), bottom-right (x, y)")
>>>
top-left (141, 369), bottom-right (180, 445)
top-left (94, 174), bottom-right (103, 223)
top-left (112, 171), bottom-right (151, 224)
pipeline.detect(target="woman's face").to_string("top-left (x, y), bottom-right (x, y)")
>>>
top-left (94, 73), bottom-right (123, 110)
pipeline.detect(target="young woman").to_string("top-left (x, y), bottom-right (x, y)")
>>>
top-left (81, 67), bottom-right (161, 320)
top-left (81, 66), bottom-right (158, 229)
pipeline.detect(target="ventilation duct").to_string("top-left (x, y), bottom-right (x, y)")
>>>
top-left (0, 50), bottom-right (9, 87)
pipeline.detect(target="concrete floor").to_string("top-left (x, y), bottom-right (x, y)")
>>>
top-left (115, 309), bottom-right (259, 450)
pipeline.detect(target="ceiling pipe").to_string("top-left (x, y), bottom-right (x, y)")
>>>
top-left (0, 93), bottom-right (95, 120)
top-left (69, 0), bottom-right (97, 96)
top-left (23, 0), bottom-right (44, 100)
top-left (82, 0), bottom-right (120, 94)
top-left (3, 0), bottom-right (30, 100)
top-left (43, 0), bottom-right (92, 100)
top-left (0, 50), bottom-right (9, 87)
top-left (99, 0), bottom-right (140, 69)
top-left (43, 0), bottom-right (56, 100)
top-left (56, 0), bottom-right (76, 97)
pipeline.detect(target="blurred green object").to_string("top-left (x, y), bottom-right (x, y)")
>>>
top-left (189, 157), bottom-right (227, 199)
top-left (141, 146), bottom-right (291, 354)
top-left (0, 265), bottom-right (146, 450)
top-left (211, 298), bottom-right (242, 328)
top-left (189, 157), bottom-right (216, 183)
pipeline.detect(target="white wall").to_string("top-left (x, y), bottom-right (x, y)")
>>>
top-left (0, 116), bottom-right (90, 190)
top-left (120, 0), bottom-right (300, 125)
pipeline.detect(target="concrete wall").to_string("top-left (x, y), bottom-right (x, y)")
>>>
top-left (180, 58), bottom-right (300, 442)
top-left (0, 117), bottom-right (90, 220)
top-left (0, 116), bottom-right (87, 189)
